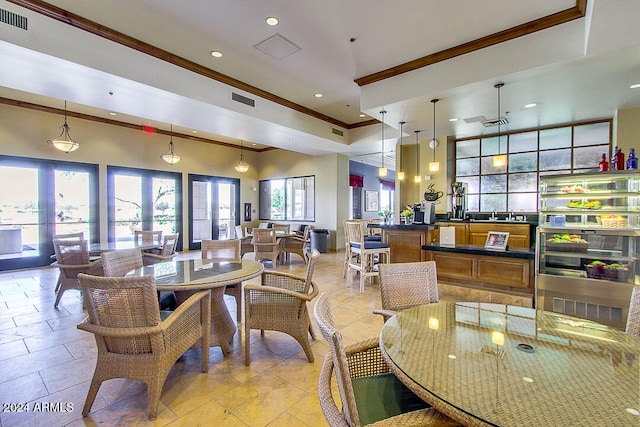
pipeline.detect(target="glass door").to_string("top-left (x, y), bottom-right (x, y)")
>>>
top-left (188, 174), bottom-right (240, 250)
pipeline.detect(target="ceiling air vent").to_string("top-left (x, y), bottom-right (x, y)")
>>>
top-left (1, 8), bottom-right (28, 30)
top-left (332, 128), bottom-right (344, 137)
top-left (481, 117), bottom-right (509, 128)
top-left (232, 92), bottom-right (255, 108)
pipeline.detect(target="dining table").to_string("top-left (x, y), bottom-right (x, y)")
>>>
top-left (379, 302), bottom-right (640, 427)
top-left (89, 240), bottom-right (161, 256)
top-left (127, 258), bottom-right (263, 354)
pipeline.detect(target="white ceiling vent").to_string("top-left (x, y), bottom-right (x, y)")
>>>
top-left (481, 117), bottom-right (509, 128)
top-left (254, 33), bottom-right (301, 60)
top-left (332, 128), bottom-right (344, 137)
top-left (1, 8), bottom-right (28, 30)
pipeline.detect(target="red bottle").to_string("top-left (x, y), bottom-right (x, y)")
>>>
top-left (599, 153), bottom-right (608, 172)
top-left (617, 148), bottom-right (625, 171)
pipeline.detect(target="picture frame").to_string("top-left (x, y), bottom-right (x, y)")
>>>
top-left (484, 231), bottom-right (509, 251)
top-left (244, 203), bottom-right (252, 222)
top-left (365, 190), bottom-right (378, 212)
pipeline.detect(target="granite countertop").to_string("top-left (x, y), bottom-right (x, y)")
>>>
top-left (422, 243), bottom-right (534, 259)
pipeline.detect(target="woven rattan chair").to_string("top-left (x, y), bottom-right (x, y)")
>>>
top-left (201, 239), bottom-right (243, 321)
top-left (273, 223), bottom-right (291, 233)
top-left (52, 231), bottom-right (87, 292)
top-left (314, 293), bottom-right (459, 427)
top-left (251, 228), bottom-right (283, 266)
top-left (626, 286), bottom-right (640, 337)
top-left (344, 220), bottom-right (390, 293)
top-left (234, 225), bottom-right (254, 258)
top-left (143, 233), bottom-right (179, 265)
top-left (51, 239), bottom-right (101, 308)
top-left (134, 230), bottom-right (163, 247)
top-left (77, 273), bottom-right (210, 420)
top-left (373, 261), bottom-right (440, 323)
top-left (244, 249), bottom-right (320, 365)
top-left (283, 225), bottom-right (311, 263)
top-left (101, 248), bottom-right (144, 277)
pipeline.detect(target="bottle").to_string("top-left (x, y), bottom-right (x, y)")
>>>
top-left (628, 148), bottom-right (638, 170)
top-left (611, 147), bottom-right (620, 171)
top-left (617, 147), bottom-right (625, 171)
top-left (599, 153), bottom-right (609, 172)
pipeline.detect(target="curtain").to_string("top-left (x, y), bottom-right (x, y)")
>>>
top-left (349, 174), bottom-right (364, 187)
top-left (380, 179), bottom-right (395, 191)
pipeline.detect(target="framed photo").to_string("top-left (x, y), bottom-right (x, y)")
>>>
top-left (244, 203), bottom-right (252, 222)
top-left (365, 190), bottom-right (378, 212)
top-left (485, 231), bottom-right (509, 251)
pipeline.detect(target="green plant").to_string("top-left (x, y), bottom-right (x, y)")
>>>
top-left (378, 209), bottom-right (392, 219)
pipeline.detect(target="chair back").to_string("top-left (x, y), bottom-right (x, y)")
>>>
top-left (344, 220), bottom-right (365, 247)
top-left (201, 239), bottom-right (241, 261)
top-left (251, 228), bottom-right (281, 264)
top-left (379, 261), bottom-right (439, 312)
top-left (258, 223), bottom-right (270, 229)
top-left (52, 232), bottom-right (85, 242)
top-left (273, 224), bottom-right (290, 233)
top-left (314, 293), bottom-right (361, 426)
top-left (78, 273), bottom-right (161, 354)
top-left (134, 230), bottom-right (163, 246)
top-left (159, 233), bottom-right (179, 257)
top-left (53, 239), bottom-right (91, 278)
top-left (101, 248), bottom-right (144, 277)
top-left (627, 286), bottom-right (640, 337)
top-left (234, 225), bottom-right (244, 239)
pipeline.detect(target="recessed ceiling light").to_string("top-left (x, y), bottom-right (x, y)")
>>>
top-left (192, 130), bottom-right (198, 134)
top-left (314, 93), bottom-right (323, 98)
top-left (449, 118), bottom-right (459, 122)
top-left (266, 17), bottom-right (279, 26)
top-left (630, 83), bottom-right (640, 89)
top-left (524, 103), bottom-right (537, 108)
top-left (359, 114), bottom-right (366, 117)
top-left (210, 51), bottom-right (222, 58)
top-left (109, 112), bottom-right (117, 116)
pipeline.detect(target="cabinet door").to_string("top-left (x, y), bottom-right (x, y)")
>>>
top-left (469, 223), bottom-right (530, 248)
top-left (438, 222), bottom-right (469, 245)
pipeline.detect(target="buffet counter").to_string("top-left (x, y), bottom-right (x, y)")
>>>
top-left (369, 223), bottom-right (437, 262)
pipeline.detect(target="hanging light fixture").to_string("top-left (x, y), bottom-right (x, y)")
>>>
top-left (161, 124), bottom-right (181, 164)
top-left (429, 99), bottom-right (440, 172)
top-left (235, 140), bottom-right (250, 173)
top-left (493, 83), bottom-right (507, 167)
top-left (414, 130), bottom-right (422, 183)
top-left (47, 101), bottom-right (79, 153)
top-left (397, 121), bottom-right (405, 180)
top-left (378, 110), bottom-right (388, 177)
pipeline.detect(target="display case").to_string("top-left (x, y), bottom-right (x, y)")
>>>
top-left (536, 171), bottom-right (640, 329)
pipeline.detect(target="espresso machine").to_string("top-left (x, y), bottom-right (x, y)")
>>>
top-left (451, 181), bottom-right (468, 220)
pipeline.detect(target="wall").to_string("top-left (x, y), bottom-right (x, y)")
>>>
top-left (616, 106), bottom-right (640, 156)
top-left (348, 161), bottom-right (396, 220)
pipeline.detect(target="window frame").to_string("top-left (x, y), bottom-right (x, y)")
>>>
top-left (259, 175), bottom-right (315, 221)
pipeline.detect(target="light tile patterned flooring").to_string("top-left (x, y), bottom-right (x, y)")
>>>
top-left (0, 250), bottom-right (412, 427)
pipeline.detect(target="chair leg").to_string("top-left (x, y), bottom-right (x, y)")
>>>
top-left (82, 375), bottom-right (103, 416)
top-left (295, 332), bottom-right (315, 363)
top-left (53, 288), bottom-right (65, 308)
top-left (146, 379), bottom-right (164, 421)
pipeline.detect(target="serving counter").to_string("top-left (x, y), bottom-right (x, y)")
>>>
top-left (369, 223), bottom-right (437, 262)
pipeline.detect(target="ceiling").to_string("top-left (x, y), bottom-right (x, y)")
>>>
top-left (1, 0), bottom-right (640, 167)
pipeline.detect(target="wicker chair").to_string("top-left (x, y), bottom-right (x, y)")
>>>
top-left (273, 223), bottom-right (291, 233)
top-left (142, 233), bottom-right (179, 265)
top-left (51, 239), bottom-right (101, 307)
top-left (244, 249), bottom-right (320, 365)
top-left (251, 228), bottom-right (283, 266)
top-left (134, 230), bottom-right (163, 248)
top-left (234, 225), bottom-right (254, 258)
top-left (626, 286), bottom-right (640, 337)
top-left (344, 220), bottom-right (390, 293)
top-left (101, 248), bottom-right (144, 277)
top-left (77, 273), bottom-right (210, 420)
top-left (201, 239), bottom-right (243, 321)
top-left (314, 293), bottom-right (460, 427)
top-left (373, 261), bottom-right (440, 323)
top-left (283, 226), bottom-right (311, 263)
top-left (52, 232), bottom-right (87, 293)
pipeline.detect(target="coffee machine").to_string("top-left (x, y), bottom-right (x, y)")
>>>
top-left (451, 182), bottom-right (468, 220)
top-left (413, 201), bottom-right (436, 224)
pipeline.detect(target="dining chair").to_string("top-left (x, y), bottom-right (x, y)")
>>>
top-left (283, 225), bottom-right (311, 263)
top-left (366, 218), bottom-right (383, 242)
top-left (251, 228), bottom-right (283, 266)
top-left (142, 233), bottom-right (179, 265)
top-left (344, 220), bottom-right (390, 293)
top-left (76, 273), bottom-right (210, 420)
top-left (244, 249), bottom-right (320, 365)
top-left (626, 286), bottom-right (640, 337)
top-left (233, 225), bottom-right (254, 258)
top-left (101, 248), bottom-right (144, 277)
top-left (51, 239), bottom-right (101, 308)
top-left (134, 230), bottom-right (163, 249)
top-left (52, 231), bottom-right (87, 292)
top-left (314, 293), bottom-right (458, 427)
top-left (374, 261), bottom-right (440, 323)
top-left (201, 239), bottom-right (244, 321)
top-left (273, 223), bottom-right (290, 234)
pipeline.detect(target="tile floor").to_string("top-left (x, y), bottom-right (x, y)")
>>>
top-left (0, 250), bottom-right (418, 427)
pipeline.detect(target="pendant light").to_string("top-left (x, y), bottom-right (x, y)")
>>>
top-left (414, 130), bottom-right (422, 183)
top-left (161, 124), bottom-right (181, 164)
top-left (428, 99), bottom-right (440, 172)
top-left (378, 110), bottom-right (388, 177)
top-left (397, 121), bottom-right (405, 180)
top-left (235, 140), bottom-right (250, 173)
top-left (47, 101), bottom-right (79, 153)
top-left (493, 83), bottom-right (507, 167)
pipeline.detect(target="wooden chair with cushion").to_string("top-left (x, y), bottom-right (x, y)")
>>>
top-left (142, 233), bottom-right (179, 265)
top-left (244, 249), bottom-right (320, 365)
top-left (77, 273), bottom-right (210, 420)
top-left (51, 239), bottom-right (101, 308)
top-left (373, 261), bottom-right (440, 323)
top-left (344, 220), bottom-right (390, 293)
top-left (201, 239), bottom-right (244, 321)
top-left (626, 286), bottom-right (640, 337)
top-left (251, 228), bottom-right (282, 267)
top-left (101, 248), bottom-right (144, 277)
top-left (314, 293), bottom-right (460, 427)
top-left (283, 225), bottom-right (311, 263)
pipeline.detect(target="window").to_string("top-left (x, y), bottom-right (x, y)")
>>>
top-left (107, 166), bottom-right (182, 246)
top-left (454, 120), bottom-right (611, 212)
top-left (260, 176), bottom-right (315, 221)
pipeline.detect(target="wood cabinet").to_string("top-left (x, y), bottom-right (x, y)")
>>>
top-left (380, 226), bottom-right (436, 262)
top-left (437, 222), bottom-right (469, 245)
top-left (467, 223), bottom-right (530, 248)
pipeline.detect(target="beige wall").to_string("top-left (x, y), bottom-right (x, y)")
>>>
top-left (616, 106), bottom-right (640, 156)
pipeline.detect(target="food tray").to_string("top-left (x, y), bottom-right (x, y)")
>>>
top-left (600, 217), bottom-right (626, 228)
top-left (585, 265), bottom-right (630, 282)
top-left (545, 241), bottom-right (589, 253)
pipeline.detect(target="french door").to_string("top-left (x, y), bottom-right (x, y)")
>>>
top-left (188, 174), bottom-right (240, 250)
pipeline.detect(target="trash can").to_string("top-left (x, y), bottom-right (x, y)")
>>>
top-left (310, 229), bottom-right (329, 253)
